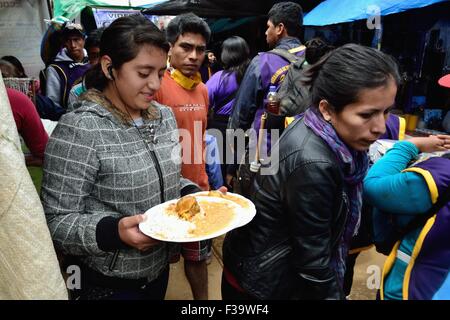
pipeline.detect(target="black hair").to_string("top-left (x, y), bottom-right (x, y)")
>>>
top-left (85, 27), bottom-right (104, 50)
top-left (304, 38), bottom-right (334, 65)
top-left (166, 13), bottom-right (211, 45)
top-left (1, 55), bottom-right (26, 77)
top-left (85, 14), bottom-right (169, 91)
top-left (0, 59), bottom-right (18, 77)
top-left (267, 2), bottom-right (303, 38)
top-left (220, 36), bottom-right (250, 84)
top-left (302, 43), bottom-right (401, 113)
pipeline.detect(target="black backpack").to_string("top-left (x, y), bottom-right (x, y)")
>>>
top-left (235, 47), bottom-right (308, 198)
top-left (268, 48), bottom-right (311, 117)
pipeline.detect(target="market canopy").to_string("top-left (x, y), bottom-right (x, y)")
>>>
top-left (304, 0), bottom-right (449, 26)
top-left (142, 0), bottom-right (322, 18)
top-left (53, 0), bottom-right (167, 19)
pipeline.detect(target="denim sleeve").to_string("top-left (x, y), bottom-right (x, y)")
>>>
top-left (364, 140), bottom-right (432, 214)
top-left (205, 134), bottom-right (224, 189)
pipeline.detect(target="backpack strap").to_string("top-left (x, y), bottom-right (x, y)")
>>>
top-left (269, 45), bottom-right (306, 63)
top-left (268, 46), bottom-right (306, 87)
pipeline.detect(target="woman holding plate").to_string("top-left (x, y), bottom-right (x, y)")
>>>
top-left (41, 15), bottom-right (205, 300)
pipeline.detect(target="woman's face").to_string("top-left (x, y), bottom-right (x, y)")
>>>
top-left (110, 44), bottom-right (167, 118)
top-left (321, 78), bottom-right (398, 151)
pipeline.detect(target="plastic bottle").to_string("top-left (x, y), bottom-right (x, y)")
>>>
top-left (266, 85), bottom-right (280, 115)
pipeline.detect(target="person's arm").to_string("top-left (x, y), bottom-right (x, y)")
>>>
top-left (180, 178), bottom-right (202, 196)
top-left (364, 136), bottom-right (450, 214)
top-left (205, 134), bottom-right (224, 189)
top-left (8, 89), bottom-right (48, 161)
top-left (41, 114), bottom-right (133, 255)
top-left (45, 66), bottom-right (64, 108)
top-left (284, 161), bottom-right (345, 300)
top-left (227, 56), bottom-right (262, 131)
top-left (364, 140), bottom-right (430, 214)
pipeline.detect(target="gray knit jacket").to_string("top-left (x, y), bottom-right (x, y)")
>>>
top-left (41, 89), bottom-right (198, 281)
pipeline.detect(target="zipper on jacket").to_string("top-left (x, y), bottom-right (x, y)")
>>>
top-left (258, 245), bottom-right (291, 269)
top-left (148, 149), bottom-right (165, 203)
top-left (134, 124), bottom-right (165, 204)
top-left (331, 190), bottom-right (348, 250)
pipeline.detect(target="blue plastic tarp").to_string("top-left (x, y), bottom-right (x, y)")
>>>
top-left (304, 0), bottom-right (449, 26)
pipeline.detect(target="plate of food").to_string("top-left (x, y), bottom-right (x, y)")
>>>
top-left (190, 191), bottom-right (256, 227)
top-left (139, 194), bottom-right (246, 242)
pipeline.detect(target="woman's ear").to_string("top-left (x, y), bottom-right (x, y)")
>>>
top-left (318, 100), bottom-right (334, 122)
top-left (100, 55), bottom-right (113, 80)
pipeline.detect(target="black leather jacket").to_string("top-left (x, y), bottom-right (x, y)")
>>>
top-left (223, 118), bottom-right (348, 300)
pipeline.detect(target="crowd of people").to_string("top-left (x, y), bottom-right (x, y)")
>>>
top-left (1, 1), bottom-right (450, 300)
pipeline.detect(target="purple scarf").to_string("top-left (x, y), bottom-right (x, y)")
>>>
top-left (304, 108), bottom-right (369, 286)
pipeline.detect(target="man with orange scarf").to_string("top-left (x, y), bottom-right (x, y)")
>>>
top-left (154, 13), bottom-right (211, 300)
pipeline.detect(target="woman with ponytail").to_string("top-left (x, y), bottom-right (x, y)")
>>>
top-left (222, 43), bottom-right (400, 300)
top-left (41, 14), bottom-right (202, 300)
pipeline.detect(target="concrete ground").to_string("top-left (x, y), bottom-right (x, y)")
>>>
top-left (165, 236), bottom-right (386, 300)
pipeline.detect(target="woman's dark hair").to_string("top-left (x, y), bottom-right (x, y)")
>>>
top-left (304, 38), bottom-right (334, 65)
top-left (302, 43), bottom-right (401, 113)
top-left (85, 14), bottom-right (169, 91)
top-left (268, 2), bottom-right (303, 38)
top-left (220, 36), bottom-right (250, 84)
top-left (166, 13), bottom-right (211, 45)
top-left (0, 59), bottom-right (18, 77)
top-left (1, 55), bottom-right (27, 78)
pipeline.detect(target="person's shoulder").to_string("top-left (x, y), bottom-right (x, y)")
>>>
top-left (280, 120), bottom-right (339, 167)
top-left (60, 100), bottom-right (106, 129)
top-left (197, 81), bottom-right (207, 91)
top-left (205, 70), bottom-right (223, 85)
top-left (6, 87), bottom-right (26, 101)
top-left (160, 70), bottom-right (173, 84)
top-left (6, 88), bottom-right (33, 110)
top-left (156, 72), bottom-right (176, 93)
